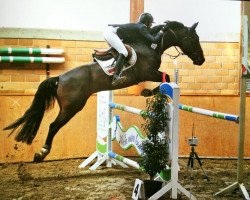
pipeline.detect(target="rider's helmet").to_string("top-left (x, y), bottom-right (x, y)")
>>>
top-left (138, 13), bottom-right (154, 24)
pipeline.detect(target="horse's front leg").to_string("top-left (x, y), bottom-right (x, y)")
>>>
top-left (141, 71), bottom-right (170, 97)
top-left (141, 86), bottom-right (160, 97)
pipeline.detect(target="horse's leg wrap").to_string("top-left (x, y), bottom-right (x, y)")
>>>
top-left (33, 144), bottom-right (51, 163)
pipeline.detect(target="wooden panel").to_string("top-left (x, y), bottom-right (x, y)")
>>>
top-left (178, 96), bottom-right (242, 158)
top-left (0, 95), bottom-right (97, 163)
top-left (130, 0), bottom-right (144, 22)
top-left (0, 94), bottom-right (249, 163)
top-left (0, 39), bottom-right (241, 96)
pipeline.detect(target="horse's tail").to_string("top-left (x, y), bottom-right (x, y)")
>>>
top-left (3, 76), bottom-right (59, 144)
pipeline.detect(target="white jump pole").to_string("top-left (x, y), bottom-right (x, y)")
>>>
top-left (108, 151), bottom-right (140, 169)
top-left (0, 47), bottom-right (65, 63)
top-left (0, 47), bottom-right (64, 55)
top-left (109, 102), bottom-right (144, 116)
top-left (0, 56), bottom-right (65, 63)
top-left (179, 104), bottom-right (239, 122)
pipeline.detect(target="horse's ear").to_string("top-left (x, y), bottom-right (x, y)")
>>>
top-left (162, 21), bottom-right (170, 31)
top-left (190, 22), bottom-right (199, 32)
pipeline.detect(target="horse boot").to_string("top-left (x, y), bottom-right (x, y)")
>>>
top-left (112, 53), bottom-right (127, 86)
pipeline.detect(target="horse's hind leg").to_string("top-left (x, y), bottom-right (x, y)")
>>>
top-left (33, 108), bottom-right (79, 162)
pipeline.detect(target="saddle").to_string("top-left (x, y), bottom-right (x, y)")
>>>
top-left (93, 44), bottom-right (133, 61)
top-left (92, 45), bottom-right (137, 76)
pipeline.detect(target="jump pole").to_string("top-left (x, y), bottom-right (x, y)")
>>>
top-left (0, 47), bottom-right (64, 55)
top-left (110, 102), bottom-right (239, 122)
top-left (0, 47), bottom-right (65, 63)
top-left (179, 104), bottom-right (239, 122)
top-left (0, 56), bottom-right (65, 63)
top-left (109, 102), bottom-right (145, 116)
top-left (108, 151), bottom-right (140, 169)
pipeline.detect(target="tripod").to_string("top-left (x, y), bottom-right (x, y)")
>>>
top-left (187, 145), bottom-right (209, 181)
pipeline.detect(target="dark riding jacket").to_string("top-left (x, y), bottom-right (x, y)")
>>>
top-left (111, 22), bottom-right (163, 46)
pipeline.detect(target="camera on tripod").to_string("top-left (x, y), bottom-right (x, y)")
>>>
top-left (188, 137), bottom-right (199, 146)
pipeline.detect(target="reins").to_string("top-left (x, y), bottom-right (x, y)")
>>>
top-left (160, 28), bottom-right (184, 59)
top-left (165, 46), bottom-right (184, 59)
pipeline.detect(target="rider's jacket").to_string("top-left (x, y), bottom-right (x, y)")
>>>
top-left (111, 22), bottom-right (163, 46)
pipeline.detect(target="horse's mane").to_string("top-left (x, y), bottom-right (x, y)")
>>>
top-left (150, 21), bottom-right (186, 34)
top-left (150, 25), bottom-right (163, 34)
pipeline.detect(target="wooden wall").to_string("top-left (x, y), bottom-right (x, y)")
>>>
top-left (0, 94), bottom-right (249, 163)
top-left (0, 39), bottom-right (240, 95)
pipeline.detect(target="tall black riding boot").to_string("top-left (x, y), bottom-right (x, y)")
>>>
top-left (112, 54), bottom-right (127, 86)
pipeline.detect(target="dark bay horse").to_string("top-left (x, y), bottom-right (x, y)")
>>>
top-left (4, 21), bottom-right (205, 162)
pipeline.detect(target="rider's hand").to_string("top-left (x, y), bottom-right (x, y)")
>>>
top-left (161, 25), bottom-right (168, 32)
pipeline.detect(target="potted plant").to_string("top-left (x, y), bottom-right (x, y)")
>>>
top-left (139, 92), bottom-right (170, 198)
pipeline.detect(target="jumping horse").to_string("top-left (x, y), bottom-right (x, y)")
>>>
top-left (4, 21), bottom-right (205, 162)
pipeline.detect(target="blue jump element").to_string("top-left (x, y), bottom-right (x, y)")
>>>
top-left (225, 115), bottom-right (239, 122)
top-left (108, 151), bottom-right (116, 158)
top-left (160, 83), bottom-right (174, 99)
top-left (115, 115), bottom-right (120, 122)
top-left (109, 102), bottom-right (116, 108)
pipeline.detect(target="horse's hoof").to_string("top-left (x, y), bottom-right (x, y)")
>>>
top-left (112, 76), bottom-right (127, 86)
top-left (141, 89), bottom-right (153, 97)
top-left (33, 153), bottom-right (44, 163)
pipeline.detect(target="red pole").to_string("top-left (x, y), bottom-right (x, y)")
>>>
top-left (162, 72), bottom-right (166, 82)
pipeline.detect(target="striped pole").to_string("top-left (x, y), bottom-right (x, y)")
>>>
top-left (0, 56), bottom-right (65, 63)
top-left (179, 104), bottom-right (239, 122)
top-left (109, 102), bottom-right (146, 116)
top-left (108, 151), bottom-right (140, 169)
top-left (110, 102), bottom-right (239, 123)
top-left (0, 48), bottom-right (64, 55)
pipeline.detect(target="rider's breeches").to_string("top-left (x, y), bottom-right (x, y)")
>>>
top-left (103, 26), bottom-right (128, 57)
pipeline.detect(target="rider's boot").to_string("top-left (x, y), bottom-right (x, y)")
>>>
top-left (112, 54), bottom-right (127, 86)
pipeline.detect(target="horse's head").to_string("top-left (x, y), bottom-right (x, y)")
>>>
top-left (162, 21), bottom-right (205, 66)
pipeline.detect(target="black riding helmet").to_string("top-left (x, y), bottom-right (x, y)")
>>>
top-left (138, 13), bottom-right (154, 24)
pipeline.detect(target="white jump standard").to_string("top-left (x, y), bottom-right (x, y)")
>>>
top-left (78, 91), bottom-right (146, 170)
top-left (147, 82), bottom-right (196, 200)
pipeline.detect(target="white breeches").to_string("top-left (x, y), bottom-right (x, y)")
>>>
top-left (103, 26), bottom-right (128, 57)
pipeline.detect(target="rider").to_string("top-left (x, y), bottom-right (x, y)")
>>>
top-left (103, 13), bottom-right (167, 86)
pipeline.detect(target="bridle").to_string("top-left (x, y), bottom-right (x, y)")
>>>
top-left (160, 28), bottom-right (184, 59)
top-left (160, 27), bottom-right (202, 61)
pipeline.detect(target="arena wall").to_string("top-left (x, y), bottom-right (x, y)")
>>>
top-left (0, 38), bottom-right (249, 163)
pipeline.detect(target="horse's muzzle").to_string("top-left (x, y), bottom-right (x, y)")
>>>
top-left (193, 56), bottom-right (205, 66)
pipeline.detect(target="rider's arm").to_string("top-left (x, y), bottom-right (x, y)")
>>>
top-left (139, 25), bottom-right (164, 43)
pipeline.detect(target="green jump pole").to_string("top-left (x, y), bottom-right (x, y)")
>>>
top-left (0, 48), bottom-right (64, 55)
top-left (0, 56), bottom-right (65, 63)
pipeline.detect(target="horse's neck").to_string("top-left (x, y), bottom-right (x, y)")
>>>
top-left (161, 30), bottom-right (180, 53)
